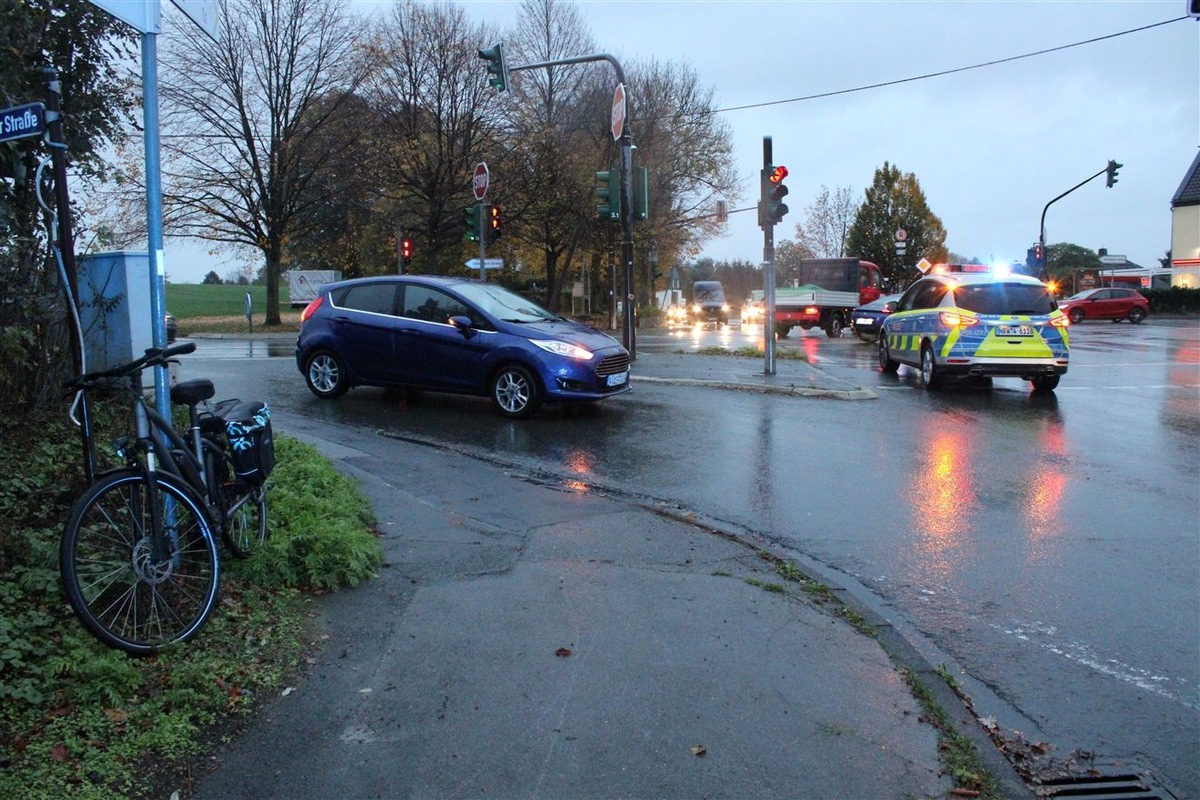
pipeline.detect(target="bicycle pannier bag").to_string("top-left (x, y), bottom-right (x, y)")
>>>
top-left (224, 401), bottom-right (275, 485)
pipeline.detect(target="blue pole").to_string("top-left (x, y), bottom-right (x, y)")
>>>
top-left (142, 31), bottom-right (171, 417)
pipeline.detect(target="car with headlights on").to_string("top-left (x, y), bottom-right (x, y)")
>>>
top-left (295, 276), bottom-right (631, 418)
top-left (878, 271), bottom-right (1069, 392)
top-left (1056, 287), bottom-right (1148, 325)
top-left (850, 293), bottom-right (900, 341)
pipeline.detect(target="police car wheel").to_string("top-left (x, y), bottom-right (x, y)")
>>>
top-left (920, 343), bottom-right (944, 390)
top-left (878, 335), bottom-right (899, 373)
top-left (1031, 375), bottom-right (1060, 393)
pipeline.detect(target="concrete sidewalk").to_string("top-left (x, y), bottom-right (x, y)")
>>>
top-left (190, 415), bottom-right (966, 800)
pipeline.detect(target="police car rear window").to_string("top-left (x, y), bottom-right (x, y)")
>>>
top-left (953, 283), bottom-right (1054, 316)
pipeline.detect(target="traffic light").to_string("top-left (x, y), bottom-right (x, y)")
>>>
top-left (758, 164), bottom-right (789, 228)
top-left (487, 204), bottom-right (502, 243)
top-left (479, 43), bottom-right (509, 94)
top-left (463, 204), bottom-right (481, 242)
top-left (632, 166), bottom-right (649, 220)
top-left (401, 237), bottom-right (414, 266)
top-left (1105, 159), bottom-right (1122, 188)
top-left (596, 170), bottom-right (619, 220)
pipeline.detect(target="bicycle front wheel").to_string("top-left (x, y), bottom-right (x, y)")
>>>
top-left (60, 470), bottom-right (220, 655)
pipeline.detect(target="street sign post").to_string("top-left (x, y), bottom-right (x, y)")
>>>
top-left (471, 162), bottom-right (490, 281)
top-left (0, 103), bottom-right (47, 143)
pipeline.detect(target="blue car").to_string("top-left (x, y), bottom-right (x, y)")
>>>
top-left (850, 293), bottom-right (901, 341)
top-left (295, 275), bottom-right (631, 418)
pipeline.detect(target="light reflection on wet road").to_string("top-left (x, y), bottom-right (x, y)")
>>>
top-left (190, 318), bottom-right (1199, 795)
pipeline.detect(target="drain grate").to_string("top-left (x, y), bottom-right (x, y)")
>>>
top-left (1035, 772), bottom-right (1171, 800)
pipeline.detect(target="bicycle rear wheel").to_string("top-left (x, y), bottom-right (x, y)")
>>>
top-left (205, 440), bottom-right (267, 558)
top-left (60, 470), bottom-right (220, 655)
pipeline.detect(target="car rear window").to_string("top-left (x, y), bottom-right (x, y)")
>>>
top-left (953, 283), bottom-right (1055, 315)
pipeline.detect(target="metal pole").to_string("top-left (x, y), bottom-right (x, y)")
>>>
top-left (619, 131), bottom-right (635, 358)
top-left (141, 31), bottom-right (171, 418)
top-left (396, 224), bottom-right (404, 274)
top-left (478, 200), bottom-right (487, 282)
top-left (1039, 167), bottom-right (1106, 279)
top-left (762, 137), bottom-right (776, 376)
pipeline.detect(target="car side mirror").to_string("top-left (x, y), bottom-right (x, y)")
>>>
top-left (449, 315), bottom-right (474, 333)
top-left (882, 302), bottom-right (896, 313)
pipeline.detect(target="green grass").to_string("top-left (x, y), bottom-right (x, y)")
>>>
top-left (165, 283), bottom-right (286, 319)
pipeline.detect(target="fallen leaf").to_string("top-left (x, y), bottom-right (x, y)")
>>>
top-left (555, 648), bottom-right (572, 658)
top-left (281, 687), bottom-right (296, 697)
top-left (51, 743), bottom-right (71, 763)
top-left (690, 745), bottom-right (707, 757)
top-left (103, 708), bottom-right (128, 723)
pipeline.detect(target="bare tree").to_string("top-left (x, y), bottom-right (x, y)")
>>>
top-left (507, 0), bottom-right (606, 308)
top-left (625, 57), bottom-right (738, 291)
top-left (158, 0), bottom-right (367, 324)
top-left (794, 185), bottom-right (856, 259)
top-left (365, 0), bottom-right (499, 274)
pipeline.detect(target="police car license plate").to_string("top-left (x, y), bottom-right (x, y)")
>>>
top-left (606, 371), bottom-right (628, 387)
top-left (998, 324), bottom-right (1033, 337)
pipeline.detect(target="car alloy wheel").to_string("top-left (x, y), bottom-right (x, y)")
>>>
top-left (920, 342), bottom-right (943, 390)
top-left (1068, 308), bottom-right (1084, 324)
top-left (491, 364), bottom-right (541, 419)
top-left (878, 334), bottom-right (899, 373)
top-left (1128, 307), bottom-right (1145, 324)
top-left (305, 351), bottom-right (349, 398)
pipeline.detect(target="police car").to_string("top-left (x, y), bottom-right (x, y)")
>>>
top-left (878, 265), bottom-right (1069, 392)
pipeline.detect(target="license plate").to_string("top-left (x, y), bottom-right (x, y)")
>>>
top-left (855, 317), bottom-right (873, 326)
top-left (997, 324), bottom-right (1033, 337)
top-left (606, 371), bottom-right (628, 387)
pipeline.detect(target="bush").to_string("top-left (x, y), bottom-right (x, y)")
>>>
top-left (1143, 286), bottom-right (1200, 315)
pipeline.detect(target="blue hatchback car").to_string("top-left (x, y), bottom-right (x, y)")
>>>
top-left (295, 275), bottom-right (631, 418)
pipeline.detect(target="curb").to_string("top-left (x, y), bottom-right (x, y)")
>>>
top-left (631, 374), bottom-right (878, 400)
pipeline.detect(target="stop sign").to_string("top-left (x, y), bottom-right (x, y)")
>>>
top-left (472, 162), bottom-right (490, 201)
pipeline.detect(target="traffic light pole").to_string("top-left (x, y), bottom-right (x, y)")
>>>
top-left (1038, 165), bottom-right (1107, 278)
top-left (509, 52), bottom-right (636, 358)
top-left (478, 199), bottom-right (488, 283)
top-left (761, 137), bottom-right (776, 376)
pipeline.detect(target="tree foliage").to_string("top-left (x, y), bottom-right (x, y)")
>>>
top-left (845, 162), bottom-right (947, 288)
top-left (0, 0), bottom-right (136, 408)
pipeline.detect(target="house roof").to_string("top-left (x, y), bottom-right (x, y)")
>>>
top-left (1171, 150), bottom-right (1200, 207)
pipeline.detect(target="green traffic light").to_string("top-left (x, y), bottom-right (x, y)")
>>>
top-left (596, 170), bottom-right (619, 220)
top-left (1106, 159), bottom-right (1122, 188)
top-left (479, 44), bottom-right (508, 94)
top-left (463, 205), bottom-right (481, 242)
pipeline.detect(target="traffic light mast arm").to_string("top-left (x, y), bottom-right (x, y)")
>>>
top-left (1038, 164), bottom-right (1109, 252)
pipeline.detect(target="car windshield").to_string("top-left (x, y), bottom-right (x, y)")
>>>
top-left (454, 283), bottom-right (559, 323)
top-left (953, 283), bottom-right (1055, 315)
top-left (694, 284), bottom-right (724, 302)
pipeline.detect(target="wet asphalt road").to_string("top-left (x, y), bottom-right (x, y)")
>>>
top-left (189, 317), bottom-right (1199, 797)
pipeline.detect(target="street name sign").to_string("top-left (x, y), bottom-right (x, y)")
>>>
top-left (465, 258), bottom-right (504, 271)
top-left (0, 103), bottom-right (47, 143)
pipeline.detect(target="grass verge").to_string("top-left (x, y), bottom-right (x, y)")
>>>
top-left (0, 410), bottom-right (381, 800)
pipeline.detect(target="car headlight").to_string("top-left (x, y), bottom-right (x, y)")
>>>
top-left (532, 340), bottom-right (594, 360)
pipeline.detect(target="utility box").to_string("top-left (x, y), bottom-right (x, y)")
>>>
top-left (77, 251), bottom-right (153, 373)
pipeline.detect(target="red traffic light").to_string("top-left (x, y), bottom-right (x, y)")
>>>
top-left (401, 237), bottom-right (414, 260)
top-left (770, 165), bottom-right (788, 184)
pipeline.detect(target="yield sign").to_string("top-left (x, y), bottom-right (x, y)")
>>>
top-left (611, 83), bottom-right (626, 141)
top-left (472, 162), bottom-right (490, 201)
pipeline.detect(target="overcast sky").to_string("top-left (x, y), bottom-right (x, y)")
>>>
top-left (161, 0), bottom-right (1199, 281)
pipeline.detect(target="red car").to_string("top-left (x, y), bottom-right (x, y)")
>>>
top-left (1056, 287), bottom-right (1149, 324)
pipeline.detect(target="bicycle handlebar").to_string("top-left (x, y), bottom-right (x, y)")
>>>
top-left (65, 341), bottom-right (197, 391)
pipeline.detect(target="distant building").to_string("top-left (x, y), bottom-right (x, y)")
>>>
top-left (1169, 150), bottom-right (1200, 288)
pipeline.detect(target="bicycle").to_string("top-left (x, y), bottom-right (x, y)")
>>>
top-left (59, 341), bottom-right (274, 654)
